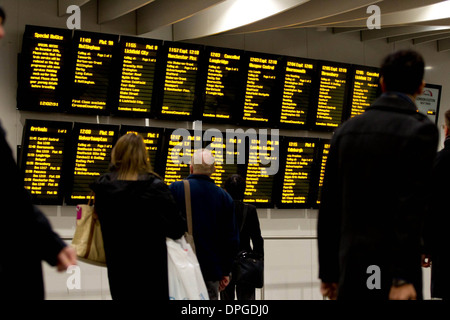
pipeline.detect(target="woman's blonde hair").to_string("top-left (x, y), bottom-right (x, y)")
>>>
top-left (110, 133), bottom-right (152, 180)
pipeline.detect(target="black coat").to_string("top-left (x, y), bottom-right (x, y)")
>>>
top-left (424, 137), bottom-right (450, 299)
top-left (318, 93), bottom-right (439, 299)
top-left (0, 123), bottom-right (66, 300)
top-left (90, 172), bottom-right (185, 300)
top-left (234, 201), bottom-right (264, 257)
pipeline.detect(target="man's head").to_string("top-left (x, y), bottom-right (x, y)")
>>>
top-left (190, 149), bottom-right (216, 176)
top-left (380, 50), bottom-right (425, 97)
top-left (444, 110), bottom-right (450, 138)
top-left (0, 7), bottom-right (5, 39)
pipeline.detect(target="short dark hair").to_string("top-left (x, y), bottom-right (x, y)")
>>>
top-left (380, 50), bottom-right (425, 95)
top-left (0, 7), bottom-right (5, 24)
top-left (224, 174), bottom-right (246, 201)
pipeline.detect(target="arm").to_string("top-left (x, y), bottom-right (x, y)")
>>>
top-left (155, 180), bottom-right (186, 240)
top-left (247, 205), bottom-right (264, 257)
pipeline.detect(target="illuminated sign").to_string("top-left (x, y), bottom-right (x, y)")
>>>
top-left (279, 58), bottom-right (316, 128)
top-left (20, 120), bottom-right (72, 204)
top-left (201, 47), bottom-right (244, 122)
top-left (162, 130), bottom-right (202, 185)
top-left (157, 42), bottom-right (203, 119)
top-left (241, 53), bottom-right (281, 125)
top-left (115, 37), bottom-right (162, 116)
top-left (314, 62), bottom-right (350, 130)
top-left (70, 31), bottom-right (118, 114)
top-left (17, 25), bottom-right (71, 112)
top-left (120, 125), bottom-right (164, 174)
top-left (315, 141), bottom-right (331, 207)
top-left (67, 123), bottom-right (119, 204)
top-left (244, 135), bottom-right (279, 207)
top-left (277, 138), bottom-right (318, 208)
top-left (348, 67), bottom-right (380, 119)
top-left (416, 83), bottom-right (442, 125)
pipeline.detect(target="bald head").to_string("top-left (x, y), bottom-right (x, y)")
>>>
top-left (190, 149), bottom-right (215, 176)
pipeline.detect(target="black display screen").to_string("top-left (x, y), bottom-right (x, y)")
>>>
top-left (312, 62), bottom-right (351, 131)
top-left (66, 123), bottom-right (119, 204)
top-left (199, 46), bottom-right (244, 123)
top-left (20, 119), bottom-right (72, 205)
top-left (155, 42), bottom-right (203, 120)
top-left (347, 65), bottom-right (380, 119)
top-left (278, 57), bottom-right (317, 129)
top-left (114, 36), bottom-right (163, 117)
top-left (276, 137), bottom-right (319, 208)
top-left (239, 52), bottom-right (282, 126)
top-left (119, 125), bottom-right (165, 175)
top-left (69, 31), bottom-right (119, 114)
top-left (17, 25), bottom-right (72, 112)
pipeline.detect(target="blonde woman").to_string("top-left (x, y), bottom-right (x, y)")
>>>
top-left (90, 133), bottom-right (185, 300)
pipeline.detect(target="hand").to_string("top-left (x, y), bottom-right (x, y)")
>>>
top-left (219, 276), bottom-right (230, 291)
top-left (56, 246), bottom-right (77, 272)
top-left (389, 283), bottom-right (417, 300)
top-left (421, 254), bottom-right (432, 268)
top-left (320, 282), bottom-right (338, 300)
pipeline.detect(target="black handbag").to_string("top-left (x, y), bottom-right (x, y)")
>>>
top-left (232, 204), bottom-right (264, 288)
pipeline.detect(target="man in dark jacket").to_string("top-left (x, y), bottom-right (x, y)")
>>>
top-left (0, 7), bottom-right (77, 300)
top-left (423, 109), bottom-right (450, 299)
top-left (318, 50), bottom-right (439, 300)
top-left (169, 148), bottom-right (239, 300)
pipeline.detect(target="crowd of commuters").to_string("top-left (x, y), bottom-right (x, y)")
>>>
top-left (1, 5), bottom-right (449, 301)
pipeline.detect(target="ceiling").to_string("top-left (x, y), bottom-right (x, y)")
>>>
top-left (58, 0), bottom-right (450, 52)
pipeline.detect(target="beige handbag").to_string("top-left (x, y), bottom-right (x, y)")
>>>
top-left (183, 180), bottom-right (196, 254)
top-left (71, 196), bottom-right (106, 266)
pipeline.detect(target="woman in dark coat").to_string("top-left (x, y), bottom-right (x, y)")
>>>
top-left (90, 133), bottom-right (185, 300)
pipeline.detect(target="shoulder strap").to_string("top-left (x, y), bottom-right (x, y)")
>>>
top-left (183, 180), bottom-right (193, 235)
top-left (240, 202), bottom-right (248, 232)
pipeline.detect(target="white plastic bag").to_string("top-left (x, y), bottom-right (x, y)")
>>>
top-left (167, 236), bottom-right (209, 300)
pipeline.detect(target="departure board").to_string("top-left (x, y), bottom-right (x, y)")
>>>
top-left (240, 52), bottom-right (282, 125)
top-left (20, 120), bottom-right (72, 205)
top-left (67, 123), bottom-right (119, 204)
top-left (17, 25), bottom-right (72, 112)
top-left (348, 66), bottom-right (380, 119)
top-left (203, 131), bottom-right (246, 188)
top-left (276, 138), bottom-right (318, 208)
top-left (114, 37), bottom-right (163, 117)
top-left (162, 130), bottom-right (202, 185)
top-left (200, 47), bottom-right (244, 122)
top-left (315, 141), bottom-right (331, 207)
top-left (313, 62), bottom-right (350, 130)
top-left (119, 125), bottom-right (164, 174)
top-left (157, 42), bottom-right (203, 120)
top-left (279, 57), bottom-right (317, 128)
top-left (244, 135), bottom-right (279, 207)
top-left (70, 31), bottom-right (119, 114)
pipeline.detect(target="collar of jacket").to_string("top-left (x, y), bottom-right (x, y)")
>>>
top-left (444, 136), bottom-right (450, 150)
top-left (186, 174), bottom-right (215, 183)
top-left (367, 92), bottom-right (418, 115)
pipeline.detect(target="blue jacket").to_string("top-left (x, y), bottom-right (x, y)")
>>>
top-left (169, 174), bottom-right (239, 281)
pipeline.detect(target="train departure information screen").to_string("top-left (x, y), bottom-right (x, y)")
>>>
top-left (244, 136), bottom-right (279, 207)
top-left (68, 123), bottom-right (119, 203)
top-left (120, 126), bottom-right (163, 172)
top-left (70, 31), bottom-right (118, 113)
top-left (316, 141), bottom-right (331, 206)
top-left (242, 53), bottom-right (280, 124)
top-left (349, 68), bottom-right (380, 118)
top-left (116, 37), bottom-right (162, 116)
top-left (280, 58), bottom-right (316, 127)
top-left (160, 43), bottom-right (202, 119)
top-left (18, 26), bottom-right (71, 112)
top-left (20, 120), bottom-right (72, 204)
top-left (314, 63), bottom-right (349, 129)
top-left (202, 48), bottom-right (243, 121)
top-left (163, 131), bottom-right (202, 185)
top-left (278, 139), bottom-right (317, 207)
